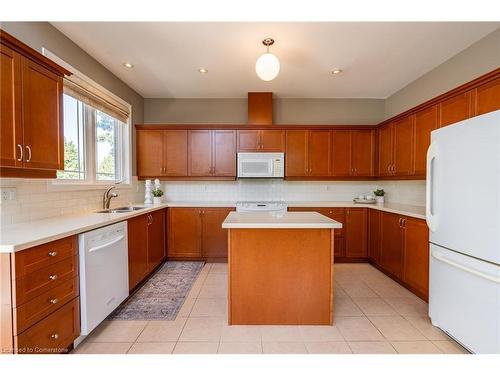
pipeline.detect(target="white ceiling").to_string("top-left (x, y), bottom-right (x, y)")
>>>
top-left (51, 22), bottom-right (499, 99)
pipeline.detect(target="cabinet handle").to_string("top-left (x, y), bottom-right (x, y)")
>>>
top-left (48, 251), bottom-right (57, 257)
top-left (17, 144), bottom-right (23, 161)
top-left (49, 298), bottom-right (59, 304)
top-left (49, 274), bottom-right (58, 281)
top-left (398, 218), bottom-right (402, 227)
top-left (50, 333), bottom-right (59, 340)
top-left (402, 218), bottom-right (406, 228)
top-left (26, 145), bottom-right (32, 162)
top-left (150, 214), bottom-right (153, 224)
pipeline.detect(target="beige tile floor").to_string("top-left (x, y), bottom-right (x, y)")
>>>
top-left (73, 263), bottom-right (468, 355)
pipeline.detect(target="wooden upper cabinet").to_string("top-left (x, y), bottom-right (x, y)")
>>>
top-left (439, 91), bottom-right (473, 127)
top-left (475, 77), bottom-right (500, 116)
top-left (164, 130), bottom-right (188, 176)
top-left (147, 210), bottom-right (166, 271)
top-left (201, 208), bottom-right (234, 258)
top-left (331, 130), bottom-right (351, 177)
top-left (168, 208), bottom-right (202, 258)
top-left (260, 130), bottom-right (285, 151)
top-left (403, 217), bottom-right (429, 299)
top-left (368, 209), bottom-right (381, 264)
top-left (0, 44), bottom-right (22, 168)
top-left (21, 58), bottom-right (63, 170)
top-left (128, 214), bottom-right (149, 291)
top-left (237, 130), bottom-right (260, 151)
top-left (345, 208), bottom-right (367, 258)
top-left (248, 92), bottom-right (272, 125)
top-left (213, 130), bottom-right (236, 177)
top-left (378, 123), bottom-right (394, 177)
top-left (308, 130), bottom-right (332, 176)
top-left (351, 130), bottom-right (375, 177)
top-left (188, 130), bottom-right (212, 176)
top-left (285, 130), bottom-right (308, 177)
top-left (380, 212), bottom-right (404, 278)
top-left (393, 116), bottom-right (414, 176)
top-left (237, 130), bottom-right (284, 152)
top-left (413, 106), bottom-right (438, 176)
top-left (137, 130), bottom-right (164, 177)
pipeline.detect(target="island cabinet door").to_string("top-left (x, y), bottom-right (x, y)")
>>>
top-left (379, 212), bottom-right (404, 278)
top-left (345, 208), bottom-right (367, 258)
top-left (402, 217), bottom-right (429, 300)
top-left (201, 208), bottom-right (234, 258)
top-left (188, 130), bottom-right (212, 176)
top-left (368, 209), bottom-right (381, 264)
top-left (285, 130), bottom-right (308, 177)
top-left (128, 214), bottom-right (149, 291)
top-left (168, 208), bottom-right (202, 258)
top-left (147, 209), bottom-right (166, 272)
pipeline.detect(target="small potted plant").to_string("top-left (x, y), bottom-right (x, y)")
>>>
top-left (373, 188), bottom-right (385, 204)
top-left (152, 187), bottom-right (164, 205)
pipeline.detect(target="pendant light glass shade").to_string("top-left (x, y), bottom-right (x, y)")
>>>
top-left (255, 52), bottom-right (280, 81)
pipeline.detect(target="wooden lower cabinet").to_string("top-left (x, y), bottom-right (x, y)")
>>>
top-left (372, 212), bottom-right (429, 300)
top-left (368, 209), bottom-right (381, 264)
top-left (345, 208), bottom-right (368, 258)
top-left (128, 209), bottom-right (166, 291)
top-left (167, 207), bottom-right (234, 259)
top-left (201, 208), bottom-right (235, 258)
top-left (379, 212), bottom-right (404, 279)
top-left (402, 217), bottom-right (429, 299)
top-left (0, 235), bottom-right (80, 354)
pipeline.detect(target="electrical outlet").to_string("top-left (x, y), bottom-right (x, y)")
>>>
top-left (0, 187), bottom-right (17, 202)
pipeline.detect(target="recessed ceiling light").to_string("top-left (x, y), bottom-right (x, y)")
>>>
top-left (198, 68), bottom-right (208, 73)
top-left (331, 69), bottom-right (342, 75)
top-left (123, 62), bottom-right (134, 69)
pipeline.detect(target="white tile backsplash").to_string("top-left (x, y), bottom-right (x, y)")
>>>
top-left (0, 178), bottom-right (425, 226)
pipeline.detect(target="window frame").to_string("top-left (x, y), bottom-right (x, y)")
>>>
top-left (44, 50), bottom-right (132, 192)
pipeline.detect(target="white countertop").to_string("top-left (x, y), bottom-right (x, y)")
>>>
top-left (222, 211), bottom-right (343, 229)
top-left (0, 200), bottom-right (425, 253)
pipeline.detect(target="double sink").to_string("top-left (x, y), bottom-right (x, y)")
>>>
top-left (96, 206), bottom-right (147, 214)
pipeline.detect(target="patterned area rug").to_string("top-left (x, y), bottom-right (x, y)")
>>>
top-left (109, 261), bottom-right (205, 320)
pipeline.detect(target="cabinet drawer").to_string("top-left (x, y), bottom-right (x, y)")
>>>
top-left (14, 256), bottom-right (78, 306)
top-left (13, 236), bottom-right (77, 278)
top-left (14, 297), bottom-right (80, 354)
top-left (13, 276), bottom-right (79, 335)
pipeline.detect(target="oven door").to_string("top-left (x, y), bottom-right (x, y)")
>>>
top-left (237, 153), bottom-right (274, 178)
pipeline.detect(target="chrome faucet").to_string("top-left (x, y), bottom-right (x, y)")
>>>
top-left (103, 185), bottom-right (119, 209)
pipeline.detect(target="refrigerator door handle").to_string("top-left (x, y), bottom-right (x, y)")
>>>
top-left (426, 141), bottom-right (438, 232)
top-left (431, 248), bottom-right (500, 284)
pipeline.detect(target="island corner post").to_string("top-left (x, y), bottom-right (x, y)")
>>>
top-left (227, 227), bottom-right (335, 325)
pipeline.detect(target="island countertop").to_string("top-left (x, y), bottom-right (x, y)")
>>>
top-left (222, 211), bottom-right (343, 229)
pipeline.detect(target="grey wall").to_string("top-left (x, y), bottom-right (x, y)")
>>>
top-left (385, 27), bottom-right (500, 119)
top-left (1, 22), bottom-right (144, 174)
top-left (144, 98), bottom-right (385, 125)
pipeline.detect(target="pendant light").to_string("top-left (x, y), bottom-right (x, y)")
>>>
top-left (255, 38), bottom-right (280, 81)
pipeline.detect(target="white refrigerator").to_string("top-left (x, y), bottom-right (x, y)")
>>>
top-left (427, 109), bottom-right (500, 354)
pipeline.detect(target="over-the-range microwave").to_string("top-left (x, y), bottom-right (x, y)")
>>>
top-left (237, 152), bottom-right (284, 178)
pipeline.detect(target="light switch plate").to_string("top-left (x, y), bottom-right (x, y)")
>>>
top-left (0, 187), bottom-right (17, 202)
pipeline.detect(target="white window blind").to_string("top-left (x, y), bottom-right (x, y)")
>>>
top-left (63, 75), bottom-right (130, 123)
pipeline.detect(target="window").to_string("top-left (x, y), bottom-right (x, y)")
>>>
top-left (57, 94), bottom-right (129, 185)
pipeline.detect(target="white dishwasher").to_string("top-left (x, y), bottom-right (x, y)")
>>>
top-left (78, 221), bottom-right (129, 341)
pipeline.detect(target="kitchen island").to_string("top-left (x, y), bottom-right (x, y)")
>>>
top-left (222, 211), bottom-right (342, 325)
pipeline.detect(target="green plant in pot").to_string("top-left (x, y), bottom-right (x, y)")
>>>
top-left (152, 187), bottom-right (164, 204)
top-left (373, 188), bottom-right (385, 204)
